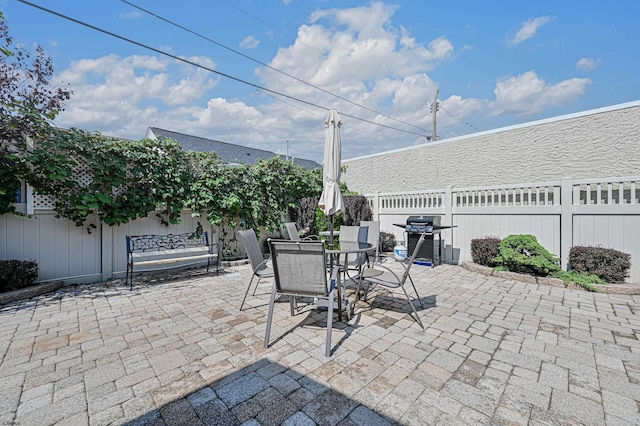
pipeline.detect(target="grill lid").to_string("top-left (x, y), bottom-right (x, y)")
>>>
top-left (406, 215), bottom-right (441, 226)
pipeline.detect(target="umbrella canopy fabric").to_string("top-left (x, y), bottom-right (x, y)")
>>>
top-left (318, 109), bottom-right (345, 217)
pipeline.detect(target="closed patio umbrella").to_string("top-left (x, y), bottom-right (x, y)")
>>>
top-left (318, 108), bottom-right (345, 251)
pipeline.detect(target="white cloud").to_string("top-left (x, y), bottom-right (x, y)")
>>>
top-left (491, 70), bottom-right (591, 115)
top-left (240, 36), bottom-right (260, 49)
top-left (53, 54), bottom-right (219, 135)
top-left (260, 3), bottom-right (453, 96)
top-left (508, 16), bottom-right (555, 45)
top-left (576, 57), bottom-right (600, 71)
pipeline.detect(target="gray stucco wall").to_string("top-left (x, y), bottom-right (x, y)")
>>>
top-left (342, 101), bottom-right (640, 193)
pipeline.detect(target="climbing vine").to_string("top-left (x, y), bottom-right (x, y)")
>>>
top-left (11, 127), bottom-right (323, 235)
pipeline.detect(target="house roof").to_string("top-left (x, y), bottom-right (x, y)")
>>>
top-left (146, 127), bottom-right (321, 170)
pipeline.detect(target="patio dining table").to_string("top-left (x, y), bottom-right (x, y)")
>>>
top-left (325, 240), bottom-right (378, 320)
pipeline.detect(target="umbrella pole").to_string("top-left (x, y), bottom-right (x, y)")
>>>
top-left (328, 214), bottom-right (335, 269)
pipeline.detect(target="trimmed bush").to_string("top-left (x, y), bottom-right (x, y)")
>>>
top-left (493, 234), bottom-right (560, 276)
top-left (470, 237), bottom-right (501, 266)
top-left (0, 260), bottom-right (38, 292)
top-left (569, 246), bottom-right (631, 283)
top-left (342, 195), bottom-right (373, 226)
top-left (379, 231), bottom-right (396, 252)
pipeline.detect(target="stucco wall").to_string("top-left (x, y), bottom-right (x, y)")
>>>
top-left (342, 101), bottom-right (640, 193)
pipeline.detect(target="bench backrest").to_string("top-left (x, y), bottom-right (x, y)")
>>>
top-left (126, 232), bottom-right (210, 255)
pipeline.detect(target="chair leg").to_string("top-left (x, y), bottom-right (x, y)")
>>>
top-left (264, 283), bottom-right (277, 349)
top-left (325, 290), bottom-right (334, 357)
top-left (251, 277), bottom-right (261, 296)
top-left (240, 275), bottom-right (257, 311)
top-left (399, 284), bottom-right (425, 329)
top-left (407, 275), bottom-right (424, 309)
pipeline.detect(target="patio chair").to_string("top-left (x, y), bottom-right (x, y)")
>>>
top-left (264, 239), bottom-right (341, 357)
top-left (354, 232), bottom-right (428, 328)
top-left (238, 229), bottom-right (274, 311)
top-left (284, 222), bottom-right (319, 241)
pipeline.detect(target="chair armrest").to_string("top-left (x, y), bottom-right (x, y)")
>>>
top-left (251, 258), bottom-right (270, 275)
top-left (361, 263), bottom-right (402, 282)
top-left (328, 266), bottom-right (340, 292)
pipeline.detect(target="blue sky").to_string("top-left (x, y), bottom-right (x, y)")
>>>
top-left (3, 0), bottom-right (639, 163)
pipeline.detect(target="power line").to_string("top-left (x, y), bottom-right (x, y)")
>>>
top-left (285, 1), bottom-right (313, 18)
top-left (18, 0), bottom-right (430, 140)
top-left (120, 0), bottom-right (429, 134)
top-left (438, 103), bottom-right (480, 132)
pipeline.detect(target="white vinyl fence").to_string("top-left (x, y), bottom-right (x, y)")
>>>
top-left (366, 176), bottom-right (640, 283)
top-left (2, 175), bottom-right (639, 284)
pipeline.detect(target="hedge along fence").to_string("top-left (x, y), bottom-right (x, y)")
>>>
top-left (569, 246), bottom-right (631, 283)
top-left (471, 234), bottom-right (630, 290)
top-left (8, 128), bottom-right (324, 235)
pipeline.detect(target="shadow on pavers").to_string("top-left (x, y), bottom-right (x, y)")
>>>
top-left (123, 358), bottom-right (397, 426)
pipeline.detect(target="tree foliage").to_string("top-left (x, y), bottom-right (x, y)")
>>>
top-left (0, 11), bottom-right (72, 214)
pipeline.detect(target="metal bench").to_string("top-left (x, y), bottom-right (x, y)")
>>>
top-left (125, 232), bottom-right (219, 289)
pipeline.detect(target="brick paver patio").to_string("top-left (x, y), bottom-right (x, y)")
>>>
top-left (1, 262), bottom-right (639, 425)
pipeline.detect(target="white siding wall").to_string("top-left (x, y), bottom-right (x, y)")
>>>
top-left (342, 102), bottom-right (640, 194)
top-left (0, 212), bottom-right (102, 283)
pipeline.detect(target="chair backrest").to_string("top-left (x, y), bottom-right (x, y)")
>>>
top-left (284, 222), bottom-right (301, 241)
top-left (238, 229), bottom-right (268, 273)
top-left (268, 239), bottom-right (329, 296)
top-left (340, 225), bottom-right (369, 266)
top-left (360, 221), bottom-right (380, 247)
top-left (339, 225), bottom-right (368, 243)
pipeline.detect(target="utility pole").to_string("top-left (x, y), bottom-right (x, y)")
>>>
top-left (286, 140), bottom-right (289, 161)
top-left (432, 87), bottom-right (439, 142)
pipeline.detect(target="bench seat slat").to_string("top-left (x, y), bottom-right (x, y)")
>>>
top-left (132, 253), bottom-right (217, 267)
top-left (131, 247), bottom-right (211, 259)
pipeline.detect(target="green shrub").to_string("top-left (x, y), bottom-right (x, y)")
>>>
top-left (314, 208), bottom-right (343, 236)
top-left (471, 237), bottom-right (501, 266)
top-left (379, 231), bottom-right (396, 252)
top-left (493, 234), bottom-right (560, 276)
top-left (551, 270), bottom-right (607, 292)
top-left (569, 245), bottom-right (631, 283)
top-left (0, 260), bottom-right (38, 292)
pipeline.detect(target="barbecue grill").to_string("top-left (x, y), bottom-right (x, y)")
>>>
top-left (394, 215), bottom-right (451, 264)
